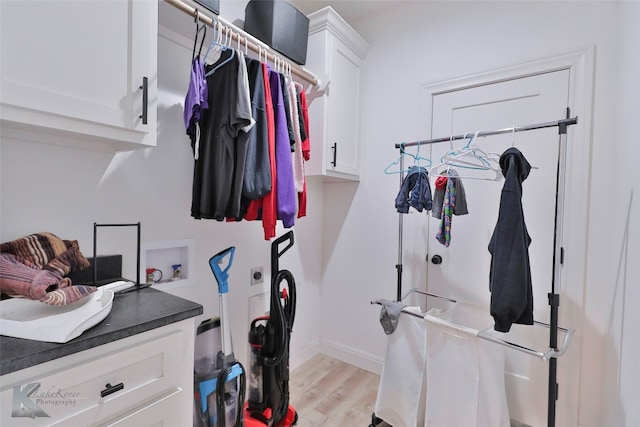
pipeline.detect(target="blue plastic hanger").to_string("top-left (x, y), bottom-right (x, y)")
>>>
top-left (204, 22), bottom-right (235, 77)
top-left (384, 143), bottom-right (432, 175)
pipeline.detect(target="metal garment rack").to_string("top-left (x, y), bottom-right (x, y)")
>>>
top-left (379, 113), bottom-right (578, 427)
top-left (164, 0), bottom-right (319, 87)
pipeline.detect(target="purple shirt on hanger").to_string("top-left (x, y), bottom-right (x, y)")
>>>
top-left (269, 69), bottom-right (296, 228)
top-left (184, 56), bottom-right (208, 145)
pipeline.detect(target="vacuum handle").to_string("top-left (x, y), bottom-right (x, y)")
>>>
top-left (271, 231), bottom-right (294, 275)
top-left (209, 246), bottom-right (235, 294)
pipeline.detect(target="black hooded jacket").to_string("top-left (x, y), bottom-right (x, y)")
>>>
top-left (488, 147), bottom-right (533, 332)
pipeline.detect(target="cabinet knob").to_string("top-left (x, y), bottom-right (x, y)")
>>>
top-left (101, 382), bottom-right (124, 398)
top-left (331, 142), bottom-right (337, 167)
top-left (430, 255), bottom-right (443, 265)
top-left (139, 76), bottom-right (148, 125)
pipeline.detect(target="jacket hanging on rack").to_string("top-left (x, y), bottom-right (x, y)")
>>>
top-left (395, 166), bottom-right (433, 213)
top-left (488, 147), bottom-right (534, 332)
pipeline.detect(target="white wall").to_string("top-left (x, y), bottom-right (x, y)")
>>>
top-left (316, 1), bottom-right (638, 426)
top-left (599, 3), bottom-right (640, 426)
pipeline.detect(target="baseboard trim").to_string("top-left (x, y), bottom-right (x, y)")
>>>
top-left (290, 337), bottom-right (321, 371)
top-left (319, 338), bottom-right (384, 375)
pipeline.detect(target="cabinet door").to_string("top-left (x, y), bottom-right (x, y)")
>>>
top-left (0, 0), bottom-right (157, 150)
top-left (325, 36), bottom-right (362, 177)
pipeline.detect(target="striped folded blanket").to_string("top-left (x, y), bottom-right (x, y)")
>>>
top-left (0, 232), bottom-right (96, 305)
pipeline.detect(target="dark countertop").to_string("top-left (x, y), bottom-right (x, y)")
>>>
top-left (0, 287), bottom-right (203, 376)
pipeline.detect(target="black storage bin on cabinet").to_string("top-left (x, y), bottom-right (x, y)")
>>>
top-left (244, 0), bottom-right (310, 65)
top-left (194, 0), bottom-right (219, 15)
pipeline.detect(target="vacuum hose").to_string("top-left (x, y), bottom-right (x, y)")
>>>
top-left (263, 269), bottom-right (296, 367)
top-left (216, 362), bottom-right (246, 427)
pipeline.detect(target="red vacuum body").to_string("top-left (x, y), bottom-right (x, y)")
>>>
top-left (244, 231), bottom-right (298, 427)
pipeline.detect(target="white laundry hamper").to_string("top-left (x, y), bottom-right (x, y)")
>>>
top-left (374, 302), bottom-right (510, 427)
top-left (374, 306), bottom-right (427, 427)
top-left (424, 302), bottom-right (510, 427)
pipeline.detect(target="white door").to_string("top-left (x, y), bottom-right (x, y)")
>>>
top-left (424, 69), bottom-right (573, 427)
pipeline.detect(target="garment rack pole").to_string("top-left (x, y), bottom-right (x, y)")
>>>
top-left (164, 0), bottom-right (319, 87)
top-left (387, 113), bottom-right (577, 427)
top-left (395, 117), bottom-right (578, 149)
top-left (396, 156), bottom-right (405, 302)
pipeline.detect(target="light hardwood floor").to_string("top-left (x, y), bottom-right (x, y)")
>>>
top-left (289, 354), bottom-right (388, 427)
top-left (288, 355), bottom-right (527, 427)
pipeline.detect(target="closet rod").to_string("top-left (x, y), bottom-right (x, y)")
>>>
top-left (164, 0), bottom-right (319, 87)
top-left (395, 117), bottom-right (578, 149)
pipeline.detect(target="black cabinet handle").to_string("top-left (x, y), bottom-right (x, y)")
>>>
top-left (331, 142), bottom-right (337, 167)
top-left (139, 76), bottom-right (148, 125)
top-left (100, 382), bottom-right (124, 398)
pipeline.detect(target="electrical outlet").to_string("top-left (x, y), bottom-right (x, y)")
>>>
top-left (250, 266), bottom-right (264, 286)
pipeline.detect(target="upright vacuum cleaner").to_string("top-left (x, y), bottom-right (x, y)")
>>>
top-left (194, 246), bottom-right (246, 427)
top-left (245, 231), bottom-right (298, 427)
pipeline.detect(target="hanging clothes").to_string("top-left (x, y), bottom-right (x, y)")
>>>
top-left (184, 30), bottom-right (311, 238)
top-left (299, 89), bottom-right (311, 162)
top-left (286, 78), bottom-right (305, 195)
top-left (280, 74), bottom-right (296, 150)
top-left (244, 63), bottom-right (278, 240)
top-left (295, 89), bottom-right (308, 147)
top-left (184, 55), bottom-right (208, 159)
top-left (238, 56), bottom-right (271, 218)
top-left (434, 169), bottom-right (469, 247)
top-left (488, 147), bottom-right (534, 333)
top-left (191, 49), bottom-right (253, 220)
top-left (225, 50), bottom-right (255, 220)
top-left (395, 166), bottom-right (433, 213)
top-left (297, 88), bottom-right (311, 218)
top-left (431, 169), bottom-right (468, 218)
top-left (269, 69), bottom-right (296, 228)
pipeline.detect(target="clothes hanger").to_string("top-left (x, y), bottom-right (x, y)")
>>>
top-left (384, 143), bottom-right (432, 175)
top-left (509, 125), bottom-right (540, 169)
top-left (192, 11), bottom-right (207, 61)
top-left (443, 131), bottom-right (499, 169)
top-left (430, 132), bottom-right (503, 181)
top-left (204, 24), bottom-right (235, 77)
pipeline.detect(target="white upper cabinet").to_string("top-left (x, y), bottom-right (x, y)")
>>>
top-left (0, 0), bottom-right (158, 151)
top-left (305, 6), bottom-right (369, 181)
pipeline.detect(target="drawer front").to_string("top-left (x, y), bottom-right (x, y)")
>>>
top-left (0, 328), bottom-right (190, 426)
top-left (100, 387), bottom-right (184, 427)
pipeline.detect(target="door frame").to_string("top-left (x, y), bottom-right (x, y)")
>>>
top-left (418, 47), bottom-right (595, 427)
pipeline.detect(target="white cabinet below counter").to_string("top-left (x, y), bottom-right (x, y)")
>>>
top-left (0, 319), bottom-right (195, 426)
top-left (0, 0), bottom-right (158, 151)
top-left (305, 6), bottom-right (370, 181)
